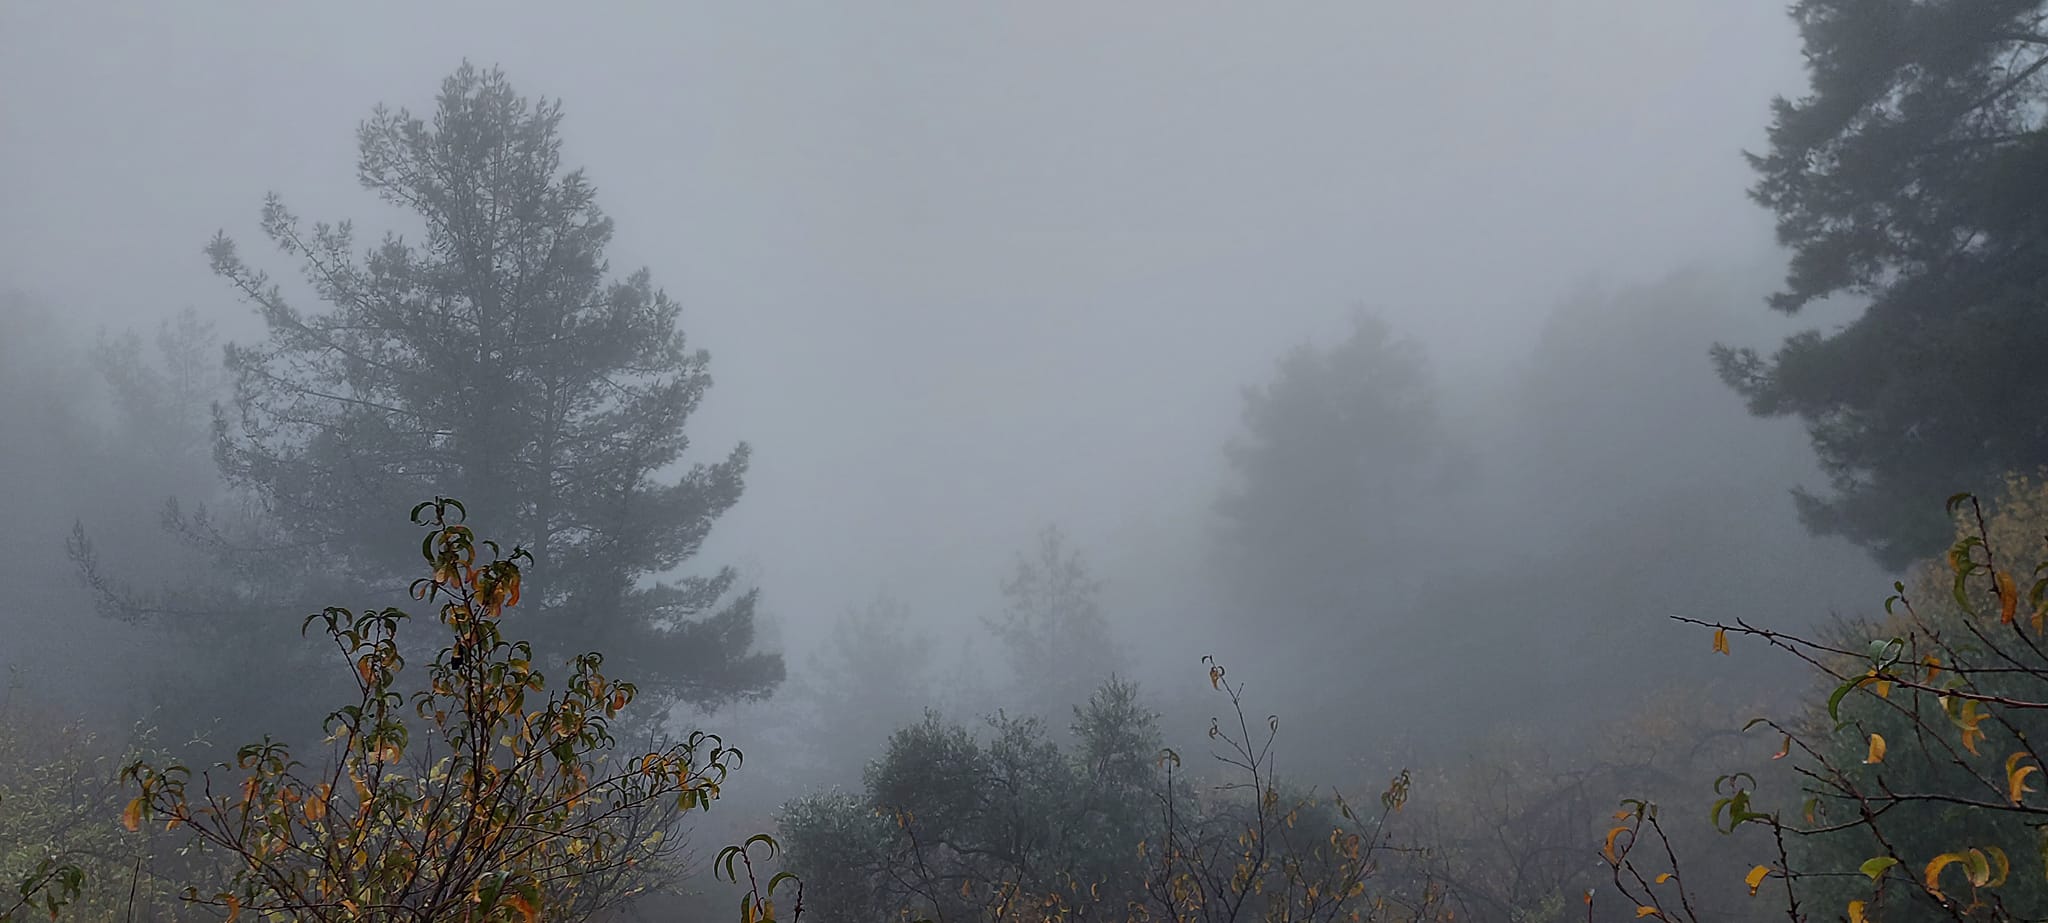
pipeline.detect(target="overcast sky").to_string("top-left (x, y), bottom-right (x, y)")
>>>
top-left (0, 1), bottom-right (1813, 653)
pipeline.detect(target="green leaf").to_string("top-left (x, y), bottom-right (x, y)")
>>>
top-left (1827, 676), bottom-right (1870, 721)
top-left (1859, 857), bottom-right (1898, 880)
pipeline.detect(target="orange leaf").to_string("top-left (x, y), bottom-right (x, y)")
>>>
top-left (1848, 900), bottom-right (1867, 923)
top-left (505, 892), bottom-right (537, 923)
top-left (1712, 628), bottom-right (1729, 655)
top-left (1603, 825), bottom-right (1628, 863)
top-left (121, 796), bottom-right (144, 832)
top-left (1635, 907), bottom-right (1661, 918)
top-left (1999, 571), bottom-right (2019, 625)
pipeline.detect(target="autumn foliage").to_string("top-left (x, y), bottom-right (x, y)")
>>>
top-left (117, 498), bottom-right (744, 922)
top-left (1610, 477), bottom-right (2048, 921)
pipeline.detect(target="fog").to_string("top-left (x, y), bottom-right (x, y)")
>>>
top-left (0, 2), bottom-right (1920, 919)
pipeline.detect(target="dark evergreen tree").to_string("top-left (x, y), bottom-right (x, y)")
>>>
top-left (205, 63), bottom-right (779, 706)
top-left (1714, 0), bottom-right (2048, 567)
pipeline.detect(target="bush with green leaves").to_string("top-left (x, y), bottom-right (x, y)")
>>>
top-left (0, 699), bottom-right (164, 922)
top-left (778, 667), bottom-right (1451, 923)
top-left (1607, 477), bottom-right (2048, 922)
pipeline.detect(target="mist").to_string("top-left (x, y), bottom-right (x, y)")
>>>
top-left (0, 3), bottom-right (1982, 921)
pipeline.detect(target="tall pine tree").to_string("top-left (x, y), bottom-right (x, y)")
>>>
top-left (1715, 0), bottom-right (2048, 567)
top-left (207, 63), bottom-right (779, 706)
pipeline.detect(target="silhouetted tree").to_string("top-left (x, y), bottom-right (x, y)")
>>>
top-left (987, 525), bottom-right (1119, 718)
top-left (203, 63), bottom-right (779, 706)
top-left (1213, 311), bottom-right (1455, 661)
top-left (1714, 0), bottom-right (2048, 567)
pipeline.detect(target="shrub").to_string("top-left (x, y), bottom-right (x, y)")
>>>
top-left (778, 665), bottom-right (1451, 922)
top-left (119, 498), bottom-right (744, 922)
top-left (1609, 476), bottom-right (2048, 921)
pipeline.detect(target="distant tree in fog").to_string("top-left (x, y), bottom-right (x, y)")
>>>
top-left (790, 590), bottom-right (938, 776)
top-left (1213, 310), bottom-right (1454, 645)
top-left (987, 525), bottom-right (1119, 718)
top-left (91, 307), bottom-right (222, 492)
top-left (1715, 0), bottom-right (2048, 568)
top-left (201, 63), bottom-right (777, 707)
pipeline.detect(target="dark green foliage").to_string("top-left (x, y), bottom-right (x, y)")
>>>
top-left (201, 63), bottom-right (777, 706)
top-left (778, 679), bottom-right (1162, 922)
top-left (1715, 0), bottom-right (2048, 567)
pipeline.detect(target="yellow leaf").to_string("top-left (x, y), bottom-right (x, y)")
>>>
top-left (2008, 752), bottom-right (2040, 806)
top-left (1872, 679), bottom-right (1891, 699)
top-left (1655, 873), bottom-right (1673, 884)
top-left (1957, 701), bottom-right (1988, 754)
top-left (1865, 733), bottom-right (1886, 764)
top-left (223, 894), bottom-right (241, 923)
top-left (1712, 628), bottom-right (1729, 655)
top-left (1925, 852), bottom-right (1969, 900)
top-left (121, 796), bottom-right (144, 832)
top-left (1636, 907), bottom-right (1661, 918)
top-left (1999, 571), bottom-right (2019, 625)
top-left (1848, 900), bottom-right (1867, 923)
top-left (1745, 864), bottom-right (1770, 896)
